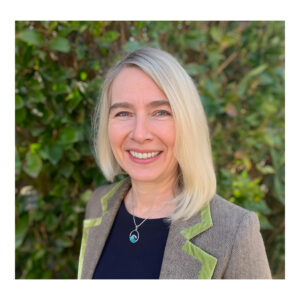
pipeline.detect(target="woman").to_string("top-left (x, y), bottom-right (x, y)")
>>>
top-left (78, 47), bottom-right (272, 279)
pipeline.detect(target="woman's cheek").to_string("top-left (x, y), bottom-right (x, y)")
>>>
top-left (109, 123), bottom-right (128, 149)
top-left (152, 122), bottom-right (176, 143)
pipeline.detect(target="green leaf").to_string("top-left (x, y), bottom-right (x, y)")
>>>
top-left (257, 213), bottom-right (273, 230)
top-left (15, 107), bottom-right (27, 124)
top-left (221, 34), bottom-right (237, 48)
top-left (15, 95), bottom-right (24, 109)
top-left (200, 94), bottom-right (222, 117)
top-left (46, 144), bottom-right (64, 165)
top-left (49, 37), bottom-right (71, 53)
top-left (101, 30), bottom-right (120, 43)
top-left (33, 248), bottom-right (46, 261)
top-left (80, 72), bottom-right (87, 81)
top-left (183, 30), bottom-right (206, 49)
top-left (256, 164), bottom-right (276, 175)
top-left (34, 210), bottom-right (44, 222)
top-left (66, 148), bottom-right (80, 161)
top-left (210, 26), bottom-right (223, 43)
top-left (15, 149), bottom-right (21, 174)
top-left (50, 182), bottom-right (67, 197)
top-left (185, 63), bottom-right (204, 76)
top-left (238, 64), bottom-right (268, 96)
top-left (45, 214), bottom-right (59, 231)
top-left (16, 214), bottom-right (29, 248)
top-left (270, 148), bottom-right (284, 169)
top-left (273, 174), bottom-right (285, 204)
top-left (52, 82), bottom-right (70, 95)
top-left (60, 162), bottom-right (74, 178)
top-left (31, 126), bottom-right (44, 137)
top-left (24, 151), bottom-right (42, 178)
top-left (29, 90), bottom-right (45, 103)
top-left (80, 190), bottom-right (92, 203)
top-left (56, 236), bottom-right (74, 248)
top-left (18, 29), bottom-right (45, 46)
top-left (155, 22), bottom-right (171, 33)
top-left (57, 127), bottom-right (78, 144)
top-left (122, 41), bottom-right (141, 52)
top-left (247, 64), bottom-right (268, 78)
top-left (30, 143), bottom-right (41, 153)
top-left (66, 87), bottom-right (82, 112)
top-left (77, 142), bottom-right (90, 156)
top-left (244, 199), bottom-right (271, 214)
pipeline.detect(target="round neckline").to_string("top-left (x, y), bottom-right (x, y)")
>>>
top-left (121, 201), bottom-right (168, 221)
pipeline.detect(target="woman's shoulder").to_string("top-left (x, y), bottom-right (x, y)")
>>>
top-left (209, 194), bottom-right (260, 233)
top-left (187, 194), bottom-right (261, 251)
top-left (207, 195), bottom-right (271, 279)
top-left (84, 177), bottom-right (131, 220)
top-left (211, 194), bottom-right (255, 219)
top-left (84, 181), bottom-right (122, 220)
top-left (191, 194), bottom-right (262, 257)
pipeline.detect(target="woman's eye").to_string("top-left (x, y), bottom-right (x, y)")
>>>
top-left (115, 111), bottom-right (130, 117)
top-left (155, 110), bottom-right (171, 117)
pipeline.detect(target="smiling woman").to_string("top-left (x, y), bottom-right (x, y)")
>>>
top-left (78, 47), bottom-right (272, 279)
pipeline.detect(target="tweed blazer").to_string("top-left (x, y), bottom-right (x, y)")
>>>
top-left (78, 177), bottom-right (272, 279)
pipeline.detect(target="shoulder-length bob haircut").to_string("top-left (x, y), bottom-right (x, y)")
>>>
top-left (93, 47), bottom-right (216, 221)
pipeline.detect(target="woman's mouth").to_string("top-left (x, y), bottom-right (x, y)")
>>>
top-left (127, 150), bottom-right (162, 164)
top-left (129, 150), bottom-right (160, 159)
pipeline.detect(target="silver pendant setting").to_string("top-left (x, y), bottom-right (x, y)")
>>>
top-left (129, 229), bottom-right (139, 243)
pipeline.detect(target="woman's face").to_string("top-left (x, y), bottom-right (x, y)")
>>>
top-left (108, 67), bottom-right (178, 185)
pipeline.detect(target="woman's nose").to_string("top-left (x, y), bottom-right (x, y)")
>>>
top-left (130, 115), bottom-right (152, 143)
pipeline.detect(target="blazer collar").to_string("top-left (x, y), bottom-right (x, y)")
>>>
top-left (79, 177), bottom-right (217, 279)
top-left (159, 201), bottom-right (217, 279)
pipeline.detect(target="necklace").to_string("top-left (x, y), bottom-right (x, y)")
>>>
top-left (129, 195), bottom-right (149, 243)
top-left (128, 193), bottom-right (170, 244)
top-left (129, 214), bottom-right (148, 244)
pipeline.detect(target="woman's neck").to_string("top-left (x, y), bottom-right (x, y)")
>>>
top-left (124, 176), bottom-right (177, 219)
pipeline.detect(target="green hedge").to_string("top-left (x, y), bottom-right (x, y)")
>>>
top-left (15, 21), bottom-right (284, 279)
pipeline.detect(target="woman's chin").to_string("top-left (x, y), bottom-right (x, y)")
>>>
top-left (127, 171), bottom-right (164, 184)
top-left (129, 175), bottom-right (159, 183)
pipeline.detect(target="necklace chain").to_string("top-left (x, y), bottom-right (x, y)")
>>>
top-left (133, 214), bottom-right (148, 229)
top-left (128, 190), bottom-right (170, 244)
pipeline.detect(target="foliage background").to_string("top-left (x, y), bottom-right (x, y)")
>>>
top-left (15, 21), bottom-right (285, 279)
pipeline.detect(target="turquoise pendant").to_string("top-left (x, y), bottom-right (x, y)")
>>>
top-left (129, 230), bottom-right (139, 243)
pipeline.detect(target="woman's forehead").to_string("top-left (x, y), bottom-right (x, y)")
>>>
top-left (110, 67), bottom-right (168, 105)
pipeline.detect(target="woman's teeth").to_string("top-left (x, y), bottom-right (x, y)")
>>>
top-left (129, 151), bottom-right (160, 159)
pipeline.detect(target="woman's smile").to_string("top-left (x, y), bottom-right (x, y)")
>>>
top-left (127, 150), bottom-right (163, 164)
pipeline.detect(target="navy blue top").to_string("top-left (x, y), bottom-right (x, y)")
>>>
top-left (92, 201), bottom-right (170, 279)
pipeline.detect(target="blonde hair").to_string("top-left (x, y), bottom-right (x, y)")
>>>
top-left (93, 47), bottom-right (216, 221)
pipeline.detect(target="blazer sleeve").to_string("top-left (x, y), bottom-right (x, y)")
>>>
top-left (223, 211), bottom-right (272, 279)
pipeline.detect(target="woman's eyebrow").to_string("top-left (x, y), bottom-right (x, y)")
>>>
top-left (109, 100), bottom-right (170, 113)
top-left (109, 102), bottom-right (133, 113)
top-left (147, 100), bottom-right (170, 108)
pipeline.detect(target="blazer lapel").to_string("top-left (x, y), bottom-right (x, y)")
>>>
top-left (159, 203), bottom-right (217, 279)
top-left (80, 178), bottom-right (131, 279)
top-left (159, 217), bottom-right (202, 279)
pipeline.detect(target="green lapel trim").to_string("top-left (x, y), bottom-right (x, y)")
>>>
top-left (101, 178), bottom-right (127, 215)
top-left (180, 203), bottom-right (217, 279)
top-left (78, 217), bottom-right (103, 279)
top-left (78, 178), bottom-right (127, 279)
top-left (182, 240), bottom-right (217, 279)
top-left (83, 217), bottom-right (102, 228)
top-left (181, 203), bottom-right (212, 239)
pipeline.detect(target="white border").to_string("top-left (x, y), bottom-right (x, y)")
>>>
top-left (2, 0), bottom-right (299, 299)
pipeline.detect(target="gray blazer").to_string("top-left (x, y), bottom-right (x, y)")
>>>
top-left (78, 177), bottom-right (272, 279)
